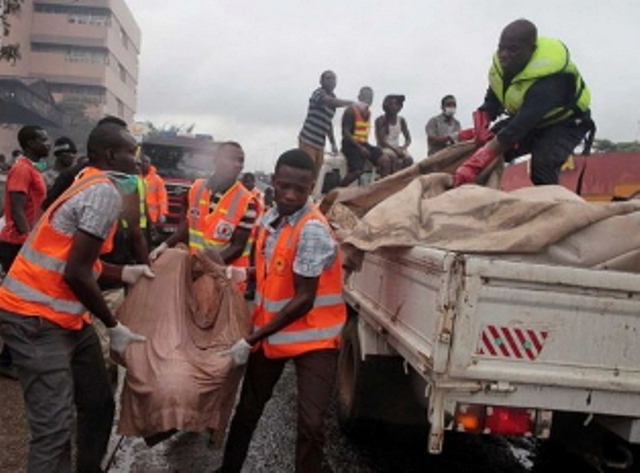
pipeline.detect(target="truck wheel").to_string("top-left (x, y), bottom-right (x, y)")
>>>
top-left (337, 315), bottom-right (367, 437)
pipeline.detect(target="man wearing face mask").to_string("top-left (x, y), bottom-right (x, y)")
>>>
top-left (454, 19), bottom-right (594, 187)
top-left (0, 126), bottom-right (50, 273)
top-left (0, 122), bottom-right (152, 471)
top-left (425, 95), bottom-right (474, 156)
top-left (150, 142), bottom-right (258, 278)
top-left (42, 136), bottom-right (77, 189)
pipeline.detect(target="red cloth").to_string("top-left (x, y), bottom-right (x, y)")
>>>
top-left (0, 157), bottom-right (46, 244)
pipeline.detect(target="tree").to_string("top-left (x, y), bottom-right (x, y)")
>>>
top-left (1, 0), bottom-right (24, 63)
top-left (594, 139), bottom-right (640, 153)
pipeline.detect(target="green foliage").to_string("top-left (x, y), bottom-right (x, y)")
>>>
top-left (594, 139), bottom-right (640, 153)
top-left (1, 0), bottom-right (24, 63)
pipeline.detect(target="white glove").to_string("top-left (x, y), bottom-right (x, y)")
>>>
top-left (108, 322), bottom-right (146, 357)
top-left (220, 339), bottom-right (252, 365)
top-left (225, 266), bottom-right (247, 284)
top-left (449, 132), bottom-right (459, 144)
top-left (149, 242), bottom-right (168, 261)
top-left (158, 214), bottom-right (166, 224)
top-left (122, 264), bottom-right (155, 285)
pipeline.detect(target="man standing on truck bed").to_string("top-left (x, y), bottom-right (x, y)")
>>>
top-left (299, 70), bottom-right (355, 177)
top-left (217, 149), bottom-right (346, 473)
top-left (150, 142), bottom-right (258, 274)
top-left (454, 18), bottom-right (594, 187)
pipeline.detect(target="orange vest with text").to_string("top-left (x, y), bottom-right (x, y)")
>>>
top-left (187, 179), bottom-right (254, 268)
top-left (253, 205), bottom-right (346, 358)
top-left (144, 166), bottom-right (168, 223)
top-left (0, 168), bottom-right (117, 330)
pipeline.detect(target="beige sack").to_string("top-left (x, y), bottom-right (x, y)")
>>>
top-left (116, 248), bottom-right (251, 447)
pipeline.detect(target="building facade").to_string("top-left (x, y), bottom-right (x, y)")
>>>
top-left (0, 0), bottom-right (140, 124)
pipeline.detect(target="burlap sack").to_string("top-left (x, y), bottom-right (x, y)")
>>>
top-left (116, 247), bottom-right (251, 446)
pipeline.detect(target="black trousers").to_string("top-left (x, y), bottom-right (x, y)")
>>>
top-left (0, 240), bottom-right (21, 366)
top-left (220, 348), bottom-right (338, 473)
top-left (0, 311), bottom-right (115, 472)
top-left (502, 118), bottom-right (592, 185)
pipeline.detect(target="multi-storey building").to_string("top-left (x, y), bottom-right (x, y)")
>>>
top-left (0, 0), bottom-right (140, 127)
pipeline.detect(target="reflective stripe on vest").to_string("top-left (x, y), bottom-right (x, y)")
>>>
top-left (18, 244), bottom-right (100, 279)
top-left (253, 204), bottom-right (346, 358)
top-left (120, 177), bottom-right (147, 229)
top-left (489, 36), bottom-right (590, 127)
top-left (254, 291), bottom-right (344, 313)
top-left (138, 177), bottom-right (147, 229)
top-left (2, 275), bottom-right (87, 315)
top-left (254, 322), bottom-right (345, 346)
top-left (0, 168), bottom-right (116, 329)
top-left (353, 106), bottom-right (371, 143)
top-left (187, 180), bottom-right (253, 268)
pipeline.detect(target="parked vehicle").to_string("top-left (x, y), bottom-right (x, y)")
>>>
top-left (502, 151), bottom-right (640, 201)
top-left (338, 245), bottom-right (640, 468)
top-left (139, 133), bottom-right (217, 235)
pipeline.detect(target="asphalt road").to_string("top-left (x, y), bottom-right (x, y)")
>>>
top-left (107, 364), bottom-right (539, 473)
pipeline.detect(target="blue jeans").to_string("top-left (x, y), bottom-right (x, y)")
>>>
top-left (0, 311), bottom-right (114, 473)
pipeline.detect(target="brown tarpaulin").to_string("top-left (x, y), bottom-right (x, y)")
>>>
top-left (322, 146), bottom-right (640, 273)
top-left (116, 248), bottom-right (251, 447)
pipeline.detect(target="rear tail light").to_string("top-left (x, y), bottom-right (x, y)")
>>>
top-left (485, 406), bottom-right (533, 436)
top-left (454, 403), bottom-right (551, 438)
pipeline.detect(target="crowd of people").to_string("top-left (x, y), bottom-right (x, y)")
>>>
top-left (0, 17), bottom-right (596, 473)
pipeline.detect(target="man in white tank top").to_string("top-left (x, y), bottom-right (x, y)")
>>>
top-left (374, 95), bottom-right (413, 173)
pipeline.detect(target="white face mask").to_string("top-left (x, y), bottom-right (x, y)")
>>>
top-left (444, 106), bottom-right (456, 117)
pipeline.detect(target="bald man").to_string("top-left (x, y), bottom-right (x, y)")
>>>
top-left (455, 19), bottom-right (595, 187)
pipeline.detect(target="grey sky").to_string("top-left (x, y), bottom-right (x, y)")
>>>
top-left (126, 0), bottom-right (640, 172)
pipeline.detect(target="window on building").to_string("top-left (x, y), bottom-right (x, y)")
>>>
top-left (35, 4), bottom-right (111, 26)
top-left (31, 42), bottom-right (108, 65)
top-left (117, 98), bottom-right (125, 118)
top-left (49, 83), bottom-right (106, 103)
top-left (119, 27), bottom-right (129, 50)
top-left (118, 63), bottom-right (127, 83)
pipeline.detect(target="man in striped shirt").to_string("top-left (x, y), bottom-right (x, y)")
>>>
top-left (298, 70), bottom-right (354, 177)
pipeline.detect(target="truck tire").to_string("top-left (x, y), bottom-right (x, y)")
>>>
top-left (337, 315), bottom-right (368, 438)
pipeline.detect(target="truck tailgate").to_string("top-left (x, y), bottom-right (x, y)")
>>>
top-left (449, 255), bottom-right (640, 395)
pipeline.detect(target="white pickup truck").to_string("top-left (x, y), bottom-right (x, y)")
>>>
top-left (337, 245), bottom-right (640, 467)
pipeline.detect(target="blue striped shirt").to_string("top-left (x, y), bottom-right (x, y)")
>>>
top-left (299, 88), bottom-right (336, 150)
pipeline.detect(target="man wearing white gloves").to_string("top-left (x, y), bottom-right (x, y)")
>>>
top-left (150, 142), bottom-right (258, 292)
top-left (218, 149), bottom-right (346, 473)
top-left (0, 122), bottom-right (151, 472)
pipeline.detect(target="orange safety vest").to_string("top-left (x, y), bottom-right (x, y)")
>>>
top-left (187, 179), bottom-right (254, 268)
top-left (253, 205), bottom-right (346, 358)
top-left (0, 168), bottom-right (117, 330)
top-left (352, 106), bottom-right (371, 143)
top-left (246, 187), bottom-right (265, 263)
top-left (144, 166), bottom-right (168, 223)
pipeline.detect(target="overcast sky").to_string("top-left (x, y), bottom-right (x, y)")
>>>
top-left (126, 0), bottom-right (640, 172)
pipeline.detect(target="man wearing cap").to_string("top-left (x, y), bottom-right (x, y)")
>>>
top-left (42, 136), bottom-right (77, 189)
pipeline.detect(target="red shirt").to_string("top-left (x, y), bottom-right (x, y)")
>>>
top-left (0, 157), bottom-right (46, 244)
